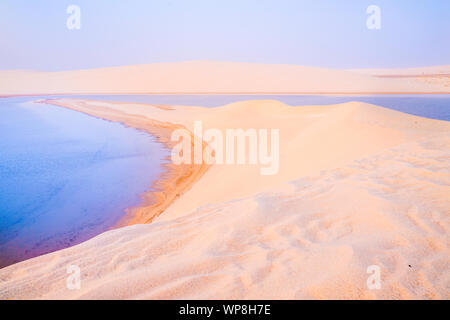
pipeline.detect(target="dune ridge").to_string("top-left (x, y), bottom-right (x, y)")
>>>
top-left (0, 61), bottom-right (449, 95)
top-left (0, 99), bottom-right (449, 299)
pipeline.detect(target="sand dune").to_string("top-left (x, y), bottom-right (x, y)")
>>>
top-left (347, 65), bottom-right (450, 89)
top-left (0, 99), bottom-right (448, 299)
top-left (0, 61), bottom-right (449, 95)
top-left (348, 65), bottom-right (450, 76)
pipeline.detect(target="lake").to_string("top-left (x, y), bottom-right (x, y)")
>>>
top-left (0, 97), bottom-right (168, 268)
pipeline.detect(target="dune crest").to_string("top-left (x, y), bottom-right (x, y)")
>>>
top-left (1, 61), bottom-right (449, 95)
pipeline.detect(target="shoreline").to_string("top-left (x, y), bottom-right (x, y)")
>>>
top-left (41, 99), bottom-right (211, 227)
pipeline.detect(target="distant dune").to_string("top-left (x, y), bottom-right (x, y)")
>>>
top-left (348, 65), bottom-right (450, 76)
top-left (0, 98), bottom-right (448, 299)
top-left (0, 61), bottom-right (449, 95)
top-left (347, 65), bottom-right (450, 89)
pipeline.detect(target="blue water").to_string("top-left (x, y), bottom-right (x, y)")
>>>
top-left (62, 94), bottom-right (450, 121)
top-left (0, 97), bottom-right (168, 267)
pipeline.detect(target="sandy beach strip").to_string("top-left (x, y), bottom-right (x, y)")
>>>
top-left (38, 99), bottom-right (211, 226)
top-left (0, 98), bottom-right (449, 299)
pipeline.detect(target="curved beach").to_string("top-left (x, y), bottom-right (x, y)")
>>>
top-left (0, 98), bottom-right (448, 299)
top-left (36, 98), bottom-right (212, 227)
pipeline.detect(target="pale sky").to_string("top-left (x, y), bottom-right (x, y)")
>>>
top-left (1, 0), bottom-right (449, 71)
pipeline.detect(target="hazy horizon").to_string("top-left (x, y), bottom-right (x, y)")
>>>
top-left (1, 0), bottom-right (450, 71)
top-left (3, 60), bottom-right (450, 74)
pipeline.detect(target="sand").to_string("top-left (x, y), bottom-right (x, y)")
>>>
top-left (347, 65), bottom-right (450, 89)
top-left (1, 61), bottom-right (450, 95)
top-left (348, 65), bottom-right (450, 76)
top-left (0, 98), bottom-right (449, 299)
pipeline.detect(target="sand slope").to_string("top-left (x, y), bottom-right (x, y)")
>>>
top-left (0, 61), bottom-right (449, 95)
top-left (347, 65), bottom-right (450, 89)
top-left (348, 65), bottom-right (450, 76)
top-left (0, 99), bottom-right (449, 299)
